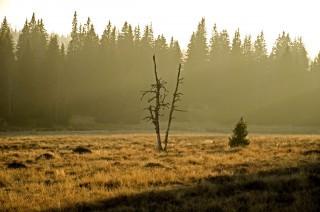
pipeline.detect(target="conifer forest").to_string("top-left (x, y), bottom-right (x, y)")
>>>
top-left (1, 13), bottom-right (320, 127)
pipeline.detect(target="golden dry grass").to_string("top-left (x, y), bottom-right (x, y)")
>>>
top-left (0, 133), bottom-right (319, 211)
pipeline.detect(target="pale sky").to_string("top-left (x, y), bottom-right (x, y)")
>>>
top-left (0, 0), bottom-right (320, 58)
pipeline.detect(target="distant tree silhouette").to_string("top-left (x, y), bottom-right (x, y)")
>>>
top-left (310, 52), bottom-right (320, 92)
top-left (185, 18), bottom-right (208, 73)
top-left (231, 28), bottom-right (242, 60)
top-left (208, 25), bottom-right (232, 121)
top-left (241, 34), bottom-right (255, 108)
top-left (310, 52), bottom-right (320, 73)
top-left (253, 31), bottom-right (268, 66)
top-left (15, 18), bottom-right (37, 120)
top-left (270, 32), bottom-right (293, 81)
top-left (40, 34), bottom-right (65, 125)
top-left (242, 35), bottom-right (254, 64)
top-left (290, 37), bottom-right (309, 95)
top-left (168, 37), bottom-right (182, 88)
top-left (209, 24), bottom-right (231, 70)
top-left (0, 17), bottom-right (15, 120)
top-left (184, 18), bottom-right (209, 119)
top-left (141, 24), bottom-right (155, 55)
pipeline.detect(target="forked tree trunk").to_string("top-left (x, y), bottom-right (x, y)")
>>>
top-left (142, 55), bottom-right (183, 152)
top-left (164, 64), bottom-right (182, 151)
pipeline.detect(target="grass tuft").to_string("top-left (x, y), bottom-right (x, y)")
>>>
top-left (35, 153), bottom-right (54, 160)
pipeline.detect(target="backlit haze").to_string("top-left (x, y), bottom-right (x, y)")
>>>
top-left (1, 0), bottom-right (320, 57)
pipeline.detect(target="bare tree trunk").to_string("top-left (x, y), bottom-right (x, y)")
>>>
top-left (142, 55), bottom-right (164, 151)
top-left (164, 64), bottom-right (183, 151)
top-left (152, 55), bottom-right (163, 151)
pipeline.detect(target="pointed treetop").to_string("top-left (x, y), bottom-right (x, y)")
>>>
top-left (232, 28), bottom-right (241, 46)
top-left (2, 16), bottom-right (8, 26)
top-left (1, 16), bottom-right (10, 33)
top-left (169, 36), bottom-right (174, 49)
top-left (29, 12), bottom-right (36, 29)
top-left (31, 12), bottom-right (36, 21)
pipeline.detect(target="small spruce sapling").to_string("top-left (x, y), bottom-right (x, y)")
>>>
top-left (229, 117), bottom-right (250, 147)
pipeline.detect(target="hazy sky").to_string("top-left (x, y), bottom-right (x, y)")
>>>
top-left (0, 0), bottom-right (320, 58)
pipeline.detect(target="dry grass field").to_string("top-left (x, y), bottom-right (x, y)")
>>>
top-left (0, 133), bottom-right (319, 211)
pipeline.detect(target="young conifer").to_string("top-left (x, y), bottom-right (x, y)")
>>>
top-left (229, 117), bottom-right (250, 147)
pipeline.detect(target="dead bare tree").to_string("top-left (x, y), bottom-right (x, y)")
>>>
top-left (141, 55), bottom-right (168, 151)
top-left (141, 55), bottom-right (183, 151)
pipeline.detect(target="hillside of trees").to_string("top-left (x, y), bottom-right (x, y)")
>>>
top-left (0, 13), bottom-right (320, 128)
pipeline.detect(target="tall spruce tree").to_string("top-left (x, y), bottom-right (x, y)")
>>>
top-left (65, 11), bottom-right (80, 121)
top-left (310, 52), bottom-right (320, 70)
top-left (40, 34), bottom-right (62, 125)
top-left (15, 18), bottom-right (37, 120)
top-left (269, 32), bottom-right (293, 102)
top-left (242, 35), bottom-right (254, 64)
top-left (184, 18), bottom-right (209, 118)
top-left (140, 24), bottom-right (155, 84)
top-left (291, 37), bottom-right (309, 93)
top-left (310, 52), bottom-right (320, 101)
top-left (208, 26), bottom-right (232, 121)
top-left (58, 43), bottom-right (68, 124)
top-left (185, 18), bottom-right (208, 72)
top-left (254, 31), bottom-right (268, 66)
top-left (231, 28), bottom-right (242, 60)
top-left (252, 31), bottom-right (268, 116)
top-left (0, 17), bottom-right (15, 119)
top-left (78, 17), bottom-right (100, 115)
top-left (209, 26), bottom-right (231, 71)
top-left (241, 34), bottom-right (256, 111)
top-left (141, 24), bottom-right (154, 54)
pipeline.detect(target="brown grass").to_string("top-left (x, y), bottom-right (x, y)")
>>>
top-left (0, 133), bottom-right (319, 211)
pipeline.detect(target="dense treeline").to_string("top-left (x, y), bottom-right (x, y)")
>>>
top-left (0, 13), bottom-right (319, 127)
top-left (183, 18), bottom-right (320, 125)
top-left (0, 12), bottom-right (181, 126)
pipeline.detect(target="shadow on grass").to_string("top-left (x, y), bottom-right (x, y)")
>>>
top-left (44, 163), bottom-right (320, 212)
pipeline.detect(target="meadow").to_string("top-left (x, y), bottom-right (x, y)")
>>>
top-left (0, 133), bottom-right (319, 211)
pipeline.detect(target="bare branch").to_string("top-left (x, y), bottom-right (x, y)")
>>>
top-left (164, 63), bottom-right (184, 151)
